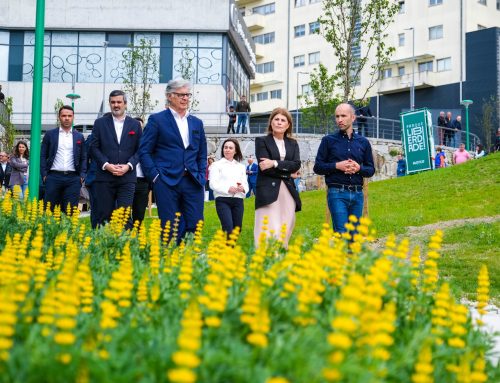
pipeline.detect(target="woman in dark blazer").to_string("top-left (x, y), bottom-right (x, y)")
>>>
top-left (254, 107), bottom-right (301, 248)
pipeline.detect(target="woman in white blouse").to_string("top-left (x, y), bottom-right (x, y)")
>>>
top-left (209, 138), bottom-right (249, 236)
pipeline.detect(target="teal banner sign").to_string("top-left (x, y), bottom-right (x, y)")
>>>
top-left (400, 109), bottom-right (435, 174)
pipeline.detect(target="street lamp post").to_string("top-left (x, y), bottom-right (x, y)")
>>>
top-left (405, 27), bottom-right (415, 110)
top-left (460, 99), bottom-right (473, 150)
top-left (296, 71), bottom-right (309, 135)
top-left (66, 73), bottom-right (80, 127)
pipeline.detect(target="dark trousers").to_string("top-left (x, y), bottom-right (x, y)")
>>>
top-left (132, 178), bottom-right (150, 225)
top-left (246, 180), bottom-right (257, 198)
top-left (227, 121), bottom-right (235, 134)
top-left (215, 196), bottom-right (244, 235)
top-left (92, 181), bottom-right (135, 229)
top-left (87, 183), bottom-right (99, 229)
top-left (44, 172), bottom-right (81, 212)
top-left (153, 174), bottom-right (204, 243)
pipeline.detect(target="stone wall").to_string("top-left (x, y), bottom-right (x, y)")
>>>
top-left (206, 135), bottom-right (417, 191)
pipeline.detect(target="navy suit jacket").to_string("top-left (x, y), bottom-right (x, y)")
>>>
top-left (0, 163), bottom-right (12, 187)
top-left (40, 127), bottom-right (87, 179)
top-left (90, 115), bottom-right (142, 184)
top-left (139, 109), bottom-right (207, 187)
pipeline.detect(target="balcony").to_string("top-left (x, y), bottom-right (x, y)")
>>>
top-left (378, 71), bottom-right (439, 94)
top-left (244, 13), bottom-right (265, 31)
top-left (235, 0), bottom-right (257, 6)
top-left (251, 73), bottom-right (282, 88)
top-left (254, 44), bottom-right (264, 59)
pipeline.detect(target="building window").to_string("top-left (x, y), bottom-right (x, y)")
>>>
top-left (295, 0), bottom-right (307, 7)
top-left (301, 84), bottom-right (311, 95)
top-left (253, 3), bottom-right (275, 15)
top-left (418, 61), bottom-right (433, 72)
top-left (309, 21), bottom-right (320, 34)
top-left (309, 51), bottom-right (320, 64)
top-left (381, 68), bottom-right (392, 79)
top-left (429, 25), bottom-right (443, 40)
top-left (398, 66), bottom-right (405, 76)
top-left (294, 55), bottom-right (305, 67)
top-left (256, 91), bottom-right (268, 101)
top-left (107, 33), bottom-right (132, 47)
top-left (398, 33), bottom-right (405, 46)
top-left (478, 0), bottom-right (487, 5)
top-left (294, 25), bottom-right (306, 38)
top-left (429, 0), bottom-right (443, 5)
top-left (437, 57), bottom-right (451, 71)
top-left (256, 61), bottom-right (275, 74)
top-left (497, 0), bottom-right (500, 10)
top-left (398, 1), bottom-right (406, 13)
top-left (250, 94), bottom-right (255, 103)
top-left (253, 32), bottom-right (275, 44)
top-left (270, 89), bottom-right (282, 99)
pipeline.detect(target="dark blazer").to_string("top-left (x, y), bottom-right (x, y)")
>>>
top-left (40, 128), bottom-right (87, 179)
top-left (90, 114), bottom-right (142, 184)
top-left (8, 156), bottom-right (29, 186)
top-left (0, 162), bottom-right (12, 188)
top-left (255, 135), bottom-right (301, 212)
top-left (139, 109), bottom-right (207, 187)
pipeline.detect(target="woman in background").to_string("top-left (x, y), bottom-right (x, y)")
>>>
top-left (209, 138), bottom-right (248, 236)
top-left (254, 108), bottom-right (301, 248)
top-left (9, 140), bottom-right (29, 199)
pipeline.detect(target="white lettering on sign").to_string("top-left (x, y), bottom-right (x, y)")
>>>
top-left (406, 123), bottom-right (426, 152)
top-left (412, 160), bottom-right (425, 165)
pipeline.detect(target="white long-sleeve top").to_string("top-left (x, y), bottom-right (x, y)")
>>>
top-left (209, 157), bottom-right (249, 199)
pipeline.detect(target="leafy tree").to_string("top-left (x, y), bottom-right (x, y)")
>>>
top-left (122, 38), bottom-right (159, 120)
top-left (476, 95), bottom-right (499, 151)
top-left (174, 40), bottom-right (199, 112)
top-left (318, 0), bottom-right (399, 102)
top-left (0, 97), bottom-right (17, 152)
top-left (54, 98), bottom-right (64, 127)
top-left (300, 63), bottom-right (341, 134)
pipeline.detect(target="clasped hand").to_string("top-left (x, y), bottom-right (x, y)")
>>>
top-left (336, 159), bottom-right (360, 175)
top-left (259, 157), bottom-right (275, 171)
top-left (228, 184), bottom-right (245, 194)
top-left (105, 163), bottom-right (130, 176)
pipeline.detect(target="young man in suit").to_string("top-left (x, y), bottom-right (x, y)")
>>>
top-left (40, 105), bottom-right (86, 211)
top-left (139, 78), bottom-right (207, 242)
top-left (0, 151), bottom-right (12, 194)
top-left (90, 90), bottom-right (142, 228)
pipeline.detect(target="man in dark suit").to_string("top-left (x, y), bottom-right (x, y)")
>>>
top-left (131, 117), bottom-right (150, 226)
top-left (40, 105), bottom-right (86, 211)
top-left (90, 90), bottom-right (142, 228)
top-left (245, 155), bottom-right (258, 197)
top-left (355, 100), bottom-right (372, 137)
top-left (0, 151), bottom-right (12, 194)
top-left (139, 79), bottom-right (207, 242)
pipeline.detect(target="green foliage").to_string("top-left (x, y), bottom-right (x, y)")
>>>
top-left (0, 96), bottom-right (17, 152)
top-left (53, 98), bottom-right (64, 128)
top-left (475, 95), bottom-right (499, 150)
top-left (122, 38), bottom-right (159, 120)
top-left (301, 63), bottom-right (342, 134)
top-left (318, 0), bottom-right (399, 101)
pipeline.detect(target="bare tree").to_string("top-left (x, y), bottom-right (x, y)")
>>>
top-left (318, 0), bottom-right (399, 102)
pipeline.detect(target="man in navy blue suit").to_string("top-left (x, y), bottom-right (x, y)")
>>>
top-left (40, 105), bottom-right (86, 211)
top-left (139, 79), bottom-right (207, 242)
top-left (245, 155), bottom-right (258, 197)
top-left (90, 90), bottom-right (142, 228)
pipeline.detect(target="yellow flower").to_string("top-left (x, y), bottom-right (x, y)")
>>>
top-left (327, 333), bottom-right (352, 349)
top-left (167, 368), bottom-right (196, 383)
top-left (266, 378), bottom-right (290, 383)
top-left (246, 332), bottom-right (268, 348)
top-left (54, 332), bottom-right (76, 345)
top-left (171, 351), bottom-right (201, 368)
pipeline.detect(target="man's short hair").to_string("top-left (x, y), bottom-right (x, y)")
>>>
top-left (58, 105), bottom-right (74, 116)
top-left (109, 90), bottom-right (127, 103)
top-left (166, 78), bottom-right (192, 94)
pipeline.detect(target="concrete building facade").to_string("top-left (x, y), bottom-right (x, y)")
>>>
top-left (0, 0), bottom-right (255, 131)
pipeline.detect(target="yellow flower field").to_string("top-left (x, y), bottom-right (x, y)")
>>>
top-left (0, 193), bottom-right (496, 383)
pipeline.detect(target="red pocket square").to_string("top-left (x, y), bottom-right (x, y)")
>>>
top-left (76, 140), bottom-right (82, 144)
top-left (128, 131), bottom-right (136, 135)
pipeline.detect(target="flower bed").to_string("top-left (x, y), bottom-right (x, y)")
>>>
top-left (0, 194), bottom-right (496, 382)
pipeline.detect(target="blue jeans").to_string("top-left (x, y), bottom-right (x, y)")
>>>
top-left (236, 114), bottom-right (247, 133)
top-left (327, 187), bottom-right (364, 233)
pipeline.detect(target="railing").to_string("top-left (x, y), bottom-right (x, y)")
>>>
top-left (8, 111), bottom-right (481, 150)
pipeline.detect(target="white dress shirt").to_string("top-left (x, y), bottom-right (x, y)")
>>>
top-left (170, 109), bottom-right (190, 149)
top-left (113, 116), bottom-right (125, 144)
top-left (51, 128), bottom-right (75, 171)
top-left (209, 157), bottom-right (249, 199)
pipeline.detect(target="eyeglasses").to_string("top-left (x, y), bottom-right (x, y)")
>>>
top-left (171, 92), bottom-right (192, 99)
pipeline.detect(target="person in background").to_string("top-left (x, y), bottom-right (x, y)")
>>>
top-left (396, 153), bottom-right (406, 177)
top-left (434, 146), bottom-right (446, 169)
top-left (9, 141), bottom-right (29, 199)
top-left (0, 84), bottom-right (5, 104)
top-left (473, 144), bottom-right (485, 159)
top-left (131, 116), bottom-right (150, 227)
top-left (206, 157), bottom-right (215, 201)
top-left (444, 111), bottom-right (453, 146)
top-left (40, 105), bottom-right (86, 212)
top-left (453, 143), bottom-right (471, 165)
top-left (227, 105), bottom-right (236, 134)
top-left (84, 133), bottom-right (98, 228)
top-left (437, 111), bottom-right (446, 146)
top-left (451, 115), bottom-right (462, 148)
top-left (245, 155), bottom-right (258, 197)
top-left (209, 138), bottom-right (248, 236)
top-left (314, 103), bottom-right (375, 234)
top-left (355, 99), bottom-right (372, 136)
top-left (254, 107), bottom-right (301, 248)
top-left (0, 151), bottom-right (12, 194)
top-left (235, 95), bottom-right (251, 134)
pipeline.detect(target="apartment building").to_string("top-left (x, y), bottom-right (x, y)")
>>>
top-left (237, 0), bottom-right (500, 140)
